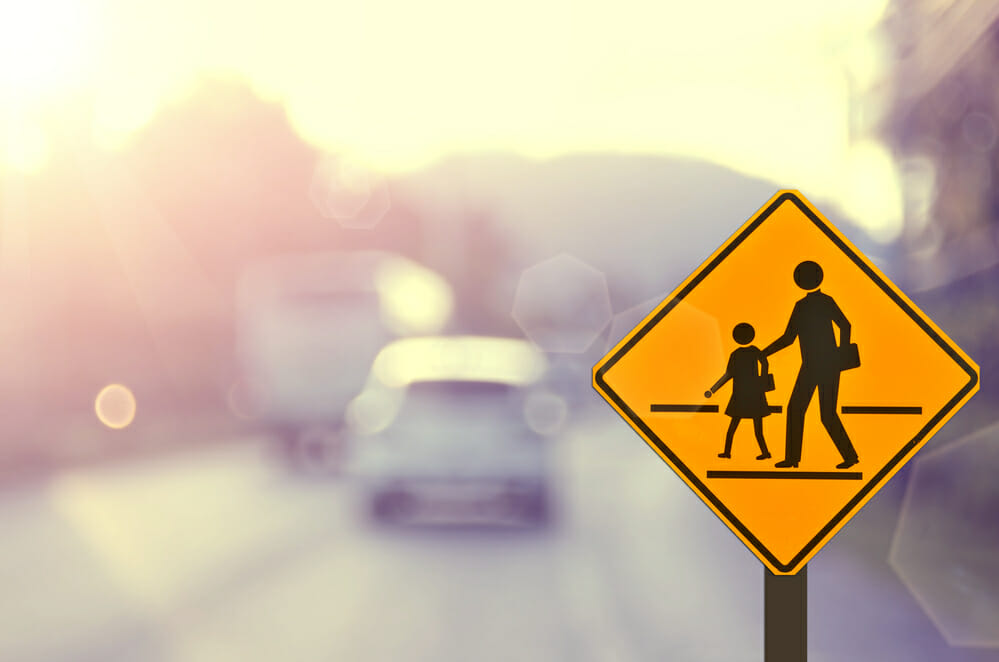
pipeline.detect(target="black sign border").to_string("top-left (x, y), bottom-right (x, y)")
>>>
top-left (593, 191), bottom-right (979, 573)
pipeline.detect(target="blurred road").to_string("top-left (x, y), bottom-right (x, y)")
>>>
top-left (0, 409), bottom-right (996, 662)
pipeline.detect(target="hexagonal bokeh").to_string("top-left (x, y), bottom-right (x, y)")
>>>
top-left (308, 155), bottom-right (391, 229)
top-left (522, 389), bottom-right (568, 436)
top-left (604, 295), bottom-right (663, 354)
top-left (605, 295), bottom-right (725, 377)
top-left (511, 253), bottom-right (612, 353)
top-left (540, 354), bottom-right (594, 408)
top-left (890, 420), bottom-right (999, 648)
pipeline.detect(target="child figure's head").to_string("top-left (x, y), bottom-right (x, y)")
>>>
top-left (732, 322), bottom-right (755, 345)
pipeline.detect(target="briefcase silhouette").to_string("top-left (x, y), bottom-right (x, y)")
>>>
top-left (840, 343), bottom-right (861, 371)
top-left (762, 372), bottom-right (776, 392)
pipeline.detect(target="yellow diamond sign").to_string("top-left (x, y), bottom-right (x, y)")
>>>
top-left (593, 191), bottom-right (979, 575)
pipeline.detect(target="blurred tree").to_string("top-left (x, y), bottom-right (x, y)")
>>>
top-left (884, 0), bottom-right (999, 440)
top-left (126, 79), bottom-right (425, 287)
top-left (884, 0), bottom-right (999, 281)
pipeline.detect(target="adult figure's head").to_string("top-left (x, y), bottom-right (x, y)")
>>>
top-left (732, 322), bottom-right (755, 345)
top-left (793, 261), bottom-right (823, 291)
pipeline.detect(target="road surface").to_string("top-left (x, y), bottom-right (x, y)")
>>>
top-left (0, 408), bottom-right (995, 661)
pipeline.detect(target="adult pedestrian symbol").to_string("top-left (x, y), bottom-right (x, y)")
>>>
top-left (593, 191), bottom-right (979, 575)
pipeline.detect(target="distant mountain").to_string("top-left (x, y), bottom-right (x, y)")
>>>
top-left (392, 152), bottom-right (892, 313)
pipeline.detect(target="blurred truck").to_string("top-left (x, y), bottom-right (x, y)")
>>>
top-left (235, 251), bottom-right (452, 471)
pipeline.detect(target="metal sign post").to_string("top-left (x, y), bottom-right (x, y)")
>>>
top-left (765, 565), bottom-right (807, 662)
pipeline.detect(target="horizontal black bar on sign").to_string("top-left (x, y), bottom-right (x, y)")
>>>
top-left (651, 404), bottom-right (783, 414)
top-left (651, 404), bottom-right (719, 413)
top-left (841, 406), bottom-right (922, 415)
top-left (706, 470), bottom-right (863, 480)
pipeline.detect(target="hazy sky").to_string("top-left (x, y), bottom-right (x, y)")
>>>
top-left (0, 0), bottom-right (900, 238)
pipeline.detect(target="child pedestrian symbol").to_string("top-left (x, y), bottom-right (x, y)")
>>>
top-left (705, 322), bottom-right (772, 461)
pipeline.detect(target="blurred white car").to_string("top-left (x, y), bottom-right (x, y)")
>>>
top-left (235, 251), bottom-right (452, 471)
top-left (350, 336), bottom-right (561, 525)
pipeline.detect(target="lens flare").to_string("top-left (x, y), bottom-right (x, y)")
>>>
top-left (94, 384), bottom-right (137, 429)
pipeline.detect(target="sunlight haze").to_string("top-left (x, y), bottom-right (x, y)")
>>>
top-left (2, 0), bottom-right (899, 237)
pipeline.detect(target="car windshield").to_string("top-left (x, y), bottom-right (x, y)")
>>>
top-left (391, 380), bottom-right (522, 430)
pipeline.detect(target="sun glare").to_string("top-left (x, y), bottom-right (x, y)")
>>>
top-left (0, 0), bottom-right (899, 237)
top-left (0, 1), bottom-right (92, 97)
top-left (2, 119), bottom-right (48, 173)
top-left (0, 0), bottom-right (94, 172)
